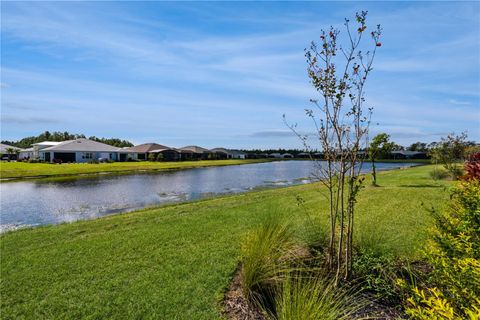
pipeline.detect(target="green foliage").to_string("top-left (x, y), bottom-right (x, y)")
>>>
top-left (272, 275), bottom-right (360, 320)
top-left (148, 153), bottom-right (157, 162)
top-left (353, 252), bottom-right (401, 303)
top-left (429, 132), bottom-right (468, 180)
top-left (156, 153), bottom-right (164, 161)
top-left (401, 180), bottom-right (480, 319)
top-left (369, 133), bottom-right (395, 160)
top-left (240, 215), bottom-right (298, 303)
top-left (430, 168), bottom-right (449, 180)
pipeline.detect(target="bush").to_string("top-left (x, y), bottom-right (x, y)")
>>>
top-left (429, 168), bottom-right (449, 180)
top-left (400, 180), bottom-right (480, 319)
top-left (273, 275), bottom-right (360, 320)
top-left (156, 153), bottom-right (164, 161)
top-left (463, 152), bottom-right (480, 181)
top-left (353, 252), bottom-right (401, 303)
top-left (240, 216), bottom-right (298, 304)
top-left (148, 153), bottom-right (157, 162)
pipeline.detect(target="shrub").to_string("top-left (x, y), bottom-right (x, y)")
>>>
top-left (353, 252), bottom-right (401, 303)
top-left (400, 180), bottom-right (480, 319)
top-left (272, 275), bottom-right (360, 320)
top-left (240, 216), bottom-right (298, 304)
top-left (429, 168), bottom-right (449, 180)
top-left (148, 153), bottom-right (157, 162)
top-left (156, 153), bottom-right (164, 161)
top-left (463, 152), bottom-right (480, 181)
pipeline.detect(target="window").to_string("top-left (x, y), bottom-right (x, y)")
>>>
top-left (83, 152), bottom-right (93, 159)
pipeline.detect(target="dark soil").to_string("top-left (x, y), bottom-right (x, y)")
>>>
top-left (222, 271), bottom-right (265, 320)
top-left (223, 269), bottom-right (406, 320)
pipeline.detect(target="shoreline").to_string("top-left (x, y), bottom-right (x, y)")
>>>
top-left (0, 163), bottom-right (424, 233)
top-left (0, 158), bottom-right (429, 182)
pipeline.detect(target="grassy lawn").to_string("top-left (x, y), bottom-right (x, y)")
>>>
top-left (0, 165), bottom-right (452, 319)
top-left (0, 159), bottom-right (273, 180)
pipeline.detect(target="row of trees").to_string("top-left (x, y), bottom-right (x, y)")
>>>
top-left (2, 131), bottom-right (134, 148)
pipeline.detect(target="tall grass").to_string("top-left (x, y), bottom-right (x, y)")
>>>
top-left (272, 274), bottom-right (361, 320)
top-left (240, 215), bottom-right (299, 304)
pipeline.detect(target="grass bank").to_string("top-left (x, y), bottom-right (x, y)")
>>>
top-left (0, 165), bottom-right (452, 319)
top-left (0, 159), bottom-right (273, 180)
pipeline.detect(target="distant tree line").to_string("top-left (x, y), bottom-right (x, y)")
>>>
top-left (2, 131), bottom-right (134, 148)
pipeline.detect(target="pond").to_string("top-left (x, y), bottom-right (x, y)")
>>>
top-left (0, 161), bottom-right (419, 232)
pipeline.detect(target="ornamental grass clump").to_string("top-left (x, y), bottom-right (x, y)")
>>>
top-left (240, 216), bottom-right (299, 304)
top-left (272, 274), bottom-right (361, 320)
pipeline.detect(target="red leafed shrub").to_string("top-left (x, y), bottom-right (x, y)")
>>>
top-left (463, 152), bottom-right (480, 180)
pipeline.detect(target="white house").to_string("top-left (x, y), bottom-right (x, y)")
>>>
top-left (210, 148), bottom-right (246, 159)
top-left (36, 139), bottom-right (123, 163)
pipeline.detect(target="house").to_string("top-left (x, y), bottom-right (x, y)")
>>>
top-left (0, 143), bottom-right (24, 160)
top-left (178, 145), bottom-right (213, 160)
top-left (210, 148), bottom-right (246, 159)
top-left (36, 139), bottom-right (122, 163)
top-left (268, 153), bottom-right (282, 158)
top-left (282, 153), bottom-right (294, 159)
top-left (123, 143), bottom-right (180, 161)
top-left (391, 150), bottom-right (428, 159)
top-left (297, 152), bottom-right (311, 158)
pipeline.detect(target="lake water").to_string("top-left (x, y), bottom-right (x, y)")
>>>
top-left (0, 161), bottom-right (418, 232)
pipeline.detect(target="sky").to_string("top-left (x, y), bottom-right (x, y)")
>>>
top-left (1, 1), bottom-right (479, 149)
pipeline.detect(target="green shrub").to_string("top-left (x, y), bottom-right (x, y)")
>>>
top-left (429, 168), bottom-right (449, 180)
top-left (353, 252), bottom-right (401, 303)
top-left (240, 216), bottom-right (298, 304)
top-left (148, 153), bottom-right (157, 162)
top-left (273, 275), bottom-right (360, 320)
top-left (156, 153), bottom-right (164, 161)
top-left (400, 180), bottom-right (480, 319)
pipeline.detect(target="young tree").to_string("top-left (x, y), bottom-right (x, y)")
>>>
top-left (429, 132), bottom-right (468, 180)
top-left (368, 133), bottom-right (394, 186)
top-left (286, 11), bottom-right (382, 283)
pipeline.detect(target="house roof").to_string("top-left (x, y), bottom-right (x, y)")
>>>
top-left (210, 148), bottom-right (229, 154)
top-left (32, 141), bottom-right (63, 147)
top-left (41, 139), bottom-right (121, 152)
top-left (149, 148), bottom-right (179, 153)
top-left (179, 145), bottom-right (210, 153)
top-left (0, 143), bottom-right (24, 153)
top-left (391, 150), bottom-right (426, 156)
top-left (124, 143), bottom-right (170, 153)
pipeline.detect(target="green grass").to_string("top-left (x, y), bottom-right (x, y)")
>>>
top-left (0, 165), bottom-right (452, 319)
top-left (0, 159), bottom-right (273, 180)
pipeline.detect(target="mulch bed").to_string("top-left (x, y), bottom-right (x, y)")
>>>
top-left (222, 271), bottom-right (265, 320)
top-left (222, 268), bottom-right (406, 320)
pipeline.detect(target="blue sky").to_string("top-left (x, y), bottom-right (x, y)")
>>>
top-left (1, 1), bottom-right (479, 149)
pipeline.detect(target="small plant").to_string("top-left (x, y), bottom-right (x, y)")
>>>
top-left (272, 274), bottom-right (361, 320)
top-left (156, 153), bottom-right (164, 161)
top-left (429, 168), bottom-right (448, 180)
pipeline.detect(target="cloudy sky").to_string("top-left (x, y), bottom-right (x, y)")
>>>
top-left (1, 1), bottom-right (479, 149)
